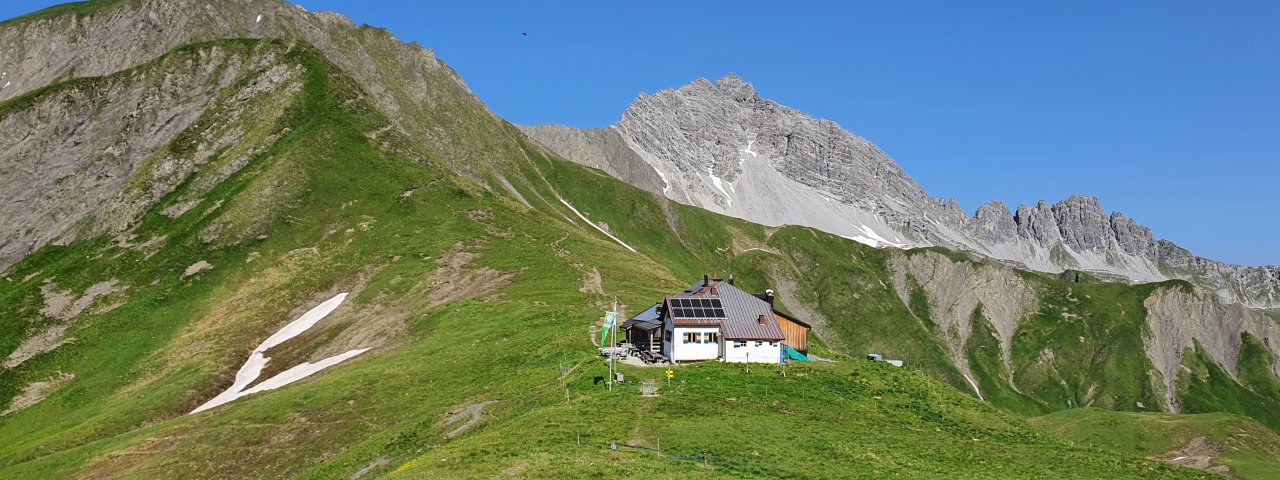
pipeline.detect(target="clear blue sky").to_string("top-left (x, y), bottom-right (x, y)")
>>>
top-left (4, 1), bottom-right (1277, 265)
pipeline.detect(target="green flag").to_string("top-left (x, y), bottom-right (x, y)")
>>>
top-left (600, 311), bottom-right (617, 346)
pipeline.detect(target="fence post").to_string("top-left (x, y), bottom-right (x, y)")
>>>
top-left (703, 452), bottom-right (708, 466)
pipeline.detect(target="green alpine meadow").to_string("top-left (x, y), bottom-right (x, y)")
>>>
top-left (1, 1), bottom-right (1277, 478)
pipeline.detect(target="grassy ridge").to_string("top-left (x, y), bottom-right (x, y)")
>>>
top-left (387, 361), bottom-right (1207, 479)
top-left (1032, 408), bottom-right (1280, 479)
top-left (1178, 341), bottom-right (1280, 433)
top-left (1005, 278), bottom-right (1166, 412)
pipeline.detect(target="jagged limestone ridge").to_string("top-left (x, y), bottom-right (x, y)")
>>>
top-left (525, 74), bottom-right (1280, 308)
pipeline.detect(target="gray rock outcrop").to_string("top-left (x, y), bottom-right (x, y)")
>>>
top-left (0, 41), bottom-right (300, 270)
top-left (1111, 212), bottom-right (1157, 257)
top-left (517, 125), bottom-right (666, 195)
top-left (971, 201), bottom-right (1017, 245)
top-left (1143, 285), bottom-right (1280, 411)
top-left (889, 251), bottom-right (1036, 399)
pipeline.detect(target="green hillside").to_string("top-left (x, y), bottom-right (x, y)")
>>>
top-left (1032, 408), bottom-right (1280, 479)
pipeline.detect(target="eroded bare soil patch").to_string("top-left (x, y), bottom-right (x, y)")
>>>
top-left (2, 371), bottom-right (74, 415)
top-left (425, 244), bottom-right (516, 309)
top-left (1161, 436), bottom-right (1230, 476)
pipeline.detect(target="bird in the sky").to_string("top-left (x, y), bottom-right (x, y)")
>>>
top-left (522, 32), bottom-right (528, 36)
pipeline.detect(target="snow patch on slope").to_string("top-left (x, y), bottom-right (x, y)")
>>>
top-left (708, 168), bottom-right (733, 207)
top-left (840, 223), bottom-right (909, 248)
top-left (963, 373), bottom-right (985, 401)
top-left (558, 196), bottom-right (638, 253)
top-left (652, 166), bottom-right (671, 194)
top-left (191, 293), bottom-right (370, 414)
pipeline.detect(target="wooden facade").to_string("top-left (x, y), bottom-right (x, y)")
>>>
top-left (773, 311), bottom-right (811, 353)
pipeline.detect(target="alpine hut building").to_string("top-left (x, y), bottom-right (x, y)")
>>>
top-left (625, 275), bottom-right (811, 364)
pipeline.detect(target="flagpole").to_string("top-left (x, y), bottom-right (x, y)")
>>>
top-left (608, 297), bottom-right (618, 391)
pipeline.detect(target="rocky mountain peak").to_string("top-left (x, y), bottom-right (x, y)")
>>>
top-left (1014, 201), bottom-right (1061, 247)
top-left (972, 201), bottom-right (1017, 245)
top-left (1110, 212), bottom-right (1157, 257)
top-left (1051, 195), bottom-right (1112, 253)
top-left (711, 73), bottom-right (756, 101)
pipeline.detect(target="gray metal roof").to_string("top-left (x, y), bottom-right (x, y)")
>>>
top-left (622, 303), bottom-right (663, 331)
top-left (669, 279), bottom-right (784, 340)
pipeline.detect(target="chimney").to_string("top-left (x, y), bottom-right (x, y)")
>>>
top-left (757, 314), bottom-right (767, 324)
top-left (703, 274), bottom-right (709, 285)
top-left (728, 273), bottom-right (735, 286)
top-left (764, 288), bottom-right (774, 307)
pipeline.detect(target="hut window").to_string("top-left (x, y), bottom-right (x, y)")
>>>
top-left (683, 332), bottom-right (696, 344)
top-left (733, 340), bottom-right (746, 348)
top-left (708, 332), bottom-right (720, 343)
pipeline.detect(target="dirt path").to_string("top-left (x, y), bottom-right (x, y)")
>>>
top-left (579, 267), bottom-right (604, 295)
top-left (444, 400), bottom-right (497, 439)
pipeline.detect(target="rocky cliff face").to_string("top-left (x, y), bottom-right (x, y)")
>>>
top-left (0, 0), bottom-right (528, 272)
top-left (516, 125), bottom-right (666, 195)
top-left (524, 75), bottom-right (1280, 308)
top-left (0, 40), bottom-right (302, 270)
top-left (0, 0), bottom-right (530, 185)
top-left (889, 250), bottom-right (1036, 401)
top-left (1143, 285), bottom-right (1280, 412)
top-left (0, 0), bottom-right (458, 108)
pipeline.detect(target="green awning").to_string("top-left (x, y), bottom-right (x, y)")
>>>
top-left (783, 346), bottom-right (810, 362)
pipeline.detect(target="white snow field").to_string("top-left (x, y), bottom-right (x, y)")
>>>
top-left (191, 293), bottom-right (371, 414)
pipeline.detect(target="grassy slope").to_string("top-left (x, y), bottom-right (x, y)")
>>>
top-left (1006, 277), bottom-right (1167, 413)
top-left (1264, 310), bottom-right (1280, 323)
top-left (1032, 408), bottom-right (1280, 479)
top-left (1178, 340), bottom-right (1280, 434)
top-left (0, 37), bottom-right (1220, 479)
top-left (0, 0), bottom-right (134, 26)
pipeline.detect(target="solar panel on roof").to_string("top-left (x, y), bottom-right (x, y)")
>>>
top-left (668, 297), bottom-right (728, 319)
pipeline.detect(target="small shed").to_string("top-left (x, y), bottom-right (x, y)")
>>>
top-left (623, 303), bottom-right (664, 355)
